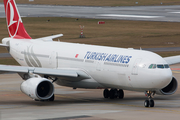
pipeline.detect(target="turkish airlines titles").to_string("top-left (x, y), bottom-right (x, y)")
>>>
top-left (84, 51), bottom-right (132, 64)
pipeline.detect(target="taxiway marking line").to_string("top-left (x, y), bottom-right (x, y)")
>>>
top-left (171, 68), bottom-right (180, 70)
top-left (56, 95), bottom-right (180, 114)
top-left (98, 14), bottom-right (163, 18)
top-left (56, 94), bottom-right (91, 102)
top-left (169, 12), bottom-right (180, 13)
top-left (172, 71), bottom-right (180, 73)
top-left (104, 102), bottom-right (180, 114)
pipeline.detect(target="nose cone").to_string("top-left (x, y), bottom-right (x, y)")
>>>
top-left (136, 68), bottom-right (172, 89)
top-left (148, 69), bottom-right (172, 89)
top-left (157, 69), bottom-right (172, 88)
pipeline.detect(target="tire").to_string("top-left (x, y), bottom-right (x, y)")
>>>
top-left (109, 89), bottom-right (115, 99)
top-left (118, 89), bottom-right (124, 99)
top-left (144, 100), bottom-right (149, 107)
top-left (149, 99), bottom-right (154, 107)
top-left (114, 89), bottom-right (118, 98)
top-left (103, 89), bottom-right (109, 98)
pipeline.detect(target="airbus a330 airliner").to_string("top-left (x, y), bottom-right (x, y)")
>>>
top-left (0, 0), bottom-right (178, 107)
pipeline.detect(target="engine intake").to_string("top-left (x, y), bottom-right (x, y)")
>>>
top-left (156, 77), bottom-right (178, 95)
top-left (21, 77), bottom-right (54, 100)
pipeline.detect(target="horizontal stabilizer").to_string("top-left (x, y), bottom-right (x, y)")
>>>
top-left (0, 44), bottom-right (9, 47)
top-left (36, 34), bottom-right (63, 41)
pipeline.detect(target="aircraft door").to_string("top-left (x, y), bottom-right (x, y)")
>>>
top-left (132, 58), bottom-right (142, 75)
top-left (49, 51), bottom-right (58, 68)
top-left (96, 61), bottom-right (102, 71)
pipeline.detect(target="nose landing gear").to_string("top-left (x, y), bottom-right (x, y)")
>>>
top-left (144, 91), bottom-right (155, 107)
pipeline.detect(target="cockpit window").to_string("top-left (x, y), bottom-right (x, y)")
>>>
top-left (149, 64), bottom-right (169, 69)
top-left (157, 64), bottom-right (164, 69)
top-left (148, 64), bottom-right (156, 69)
top-left (164, 64), bottom-right (169, 68)
top-left (153, 64), bottom-right (156, 68)
top-left (148, 64), bottom-right (153, 69)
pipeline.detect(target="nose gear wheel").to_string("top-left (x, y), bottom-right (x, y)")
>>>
top-left (144, 91), bottom-right (155, 107)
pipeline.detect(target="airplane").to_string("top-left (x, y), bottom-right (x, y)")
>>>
top-left (0, 0), bottom-right (178, 107)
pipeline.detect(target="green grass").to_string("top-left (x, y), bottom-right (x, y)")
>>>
top-left (1, 17), bottom-right (180, 65)
top-left (1, 0), bottom-right (179, 6)
top-left (0, 58), bottom-right (19, 65)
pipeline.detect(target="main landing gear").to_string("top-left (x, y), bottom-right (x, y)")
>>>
top-left (103, 89), bottom-right (124, 99)
top-left (144, 91), bottom-right (155, 107)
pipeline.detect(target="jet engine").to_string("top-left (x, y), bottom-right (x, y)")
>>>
top-left (20, 77), bottom-right (54, 100)
top-left (156, 77), bottom-right (178, 95)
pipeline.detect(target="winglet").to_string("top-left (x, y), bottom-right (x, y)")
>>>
top-left (4, 0), bottom-right (31, 39)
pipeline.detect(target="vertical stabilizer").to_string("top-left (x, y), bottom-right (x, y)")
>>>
top-left (4, 0), bottom-right (31, 39)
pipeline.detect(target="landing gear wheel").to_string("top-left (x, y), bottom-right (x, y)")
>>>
top-left (49, 94), bottom-right (54, 101)
top-left (144, 100), bottom-right (149, 107)
top-left (149, 99), bottom-right (154, 107)
top-left (118, 89), bottom-right (124, 99)
top-left (103, 89), bottom-right (109, 98)
top-left (114, 89), bottom-right (118, 99)
top-left (144, 91), bottom-right (156, 107)
top-left (103, 89), bottom-right (124, 100)
top-left (109, 89), bottom-right (115, 99)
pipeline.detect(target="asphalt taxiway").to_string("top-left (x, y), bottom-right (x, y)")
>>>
top-left (0, 4), bottom-right (180, 22)
top-left (0, 53), bottom-right (11, 58)
top-left (0, 64), bottom-right (180, 120)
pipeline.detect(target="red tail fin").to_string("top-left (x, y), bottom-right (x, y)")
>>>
top-left (4, 0), bottom-right (31, 39)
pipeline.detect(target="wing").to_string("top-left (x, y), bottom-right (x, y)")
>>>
top-left (0, 65), bottom-right (91, 82)
top-left (164, 55), bottom-right (180, 65)
top-left (36, 34), bottom-right (63, 41)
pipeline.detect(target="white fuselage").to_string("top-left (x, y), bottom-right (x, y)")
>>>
top-left (3, 38), bottom-right (172, 92)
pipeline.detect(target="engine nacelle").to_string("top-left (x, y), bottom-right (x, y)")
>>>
top-left (20, 77), bottom-right (54, 100)
top-left (156, 77), bottom-right (178, 95)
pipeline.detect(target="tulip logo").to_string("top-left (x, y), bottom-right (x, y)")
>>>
top-left (6, 0), bottom-right (22, 37)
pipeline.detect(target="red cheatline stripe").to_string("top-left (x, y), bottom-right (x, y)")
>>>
top-left (171, 68), bottom-right (180, 70)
